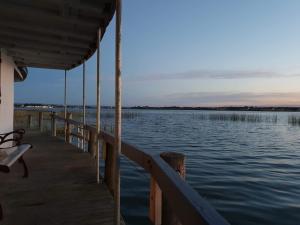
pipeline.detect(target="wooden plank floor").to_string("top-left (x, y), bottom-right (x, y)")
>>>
top-left (0, 131), bottom-right (125, 225)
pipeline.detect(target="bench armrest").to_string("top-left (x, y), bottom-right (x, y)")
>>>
top-left (0, 129), bottom-right (25, 138)
top-left (0, 129), bottom-right (25, 148)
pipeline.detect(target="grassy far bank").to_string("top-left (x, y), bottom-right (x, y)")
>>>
top-left (14, 103), bottom-right (300, 112)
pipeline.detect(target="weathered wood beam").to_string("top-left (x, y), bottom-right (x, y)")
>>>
top-left (7, 0), bottom-right (111, 18)
top-left (11, 54), bottom-right (79, 66)
top-left (0, 21), bottom-right (94, 42)
top-left (32, 0), bottom-right (108, 16)
top-left (8, 49), bottom-right (80, 61)
top-left (0, 28), bottom-right (91, 50)
top-left (14, 55), bottom-right (75, 64)
top-left (16, 62), bottom-right (71, 70)
top-left (0, 41), bottom-right (85, 56)
top-left (14, 58), bottom-right (76, 69)
top-left (0, 1), bottom-right (100, 29)
top-left (0, 30), bottom-right (92, 49)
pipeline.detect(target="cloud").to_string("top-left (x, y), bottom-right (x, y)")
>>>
top-left (149, 91), bottom-right (300, 107)
top-left (128, 69), bottom-right (300, 81)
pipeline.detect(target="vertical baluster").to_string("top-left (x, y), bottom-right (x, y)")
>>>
top-left (51, 112), bottom-right (57, 137)
top-left (38, 112), bottom-right (43, 132)
top-left (66, 113), bottom-right (72, 144)
top-left (27, 114), bottom-right (32, 129)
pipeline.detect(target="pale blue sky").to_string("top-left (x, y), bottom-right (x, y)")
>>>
top-left (15, 0), bottom-right (300, 106)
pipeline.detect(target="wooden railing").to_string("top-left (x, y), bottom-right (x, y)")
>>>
top-left (17, 110), bottom-right (231, 225)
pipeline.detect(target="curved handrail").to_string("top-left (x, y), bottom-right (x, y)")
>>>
top-left (54, 114), bottom-right (97, 131)
top-left (53, 114), bottom-right (230, 225)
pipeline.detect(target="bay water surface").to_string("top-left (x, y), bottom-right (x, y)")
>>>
top-left (85, 109), bottom-right (300, 225)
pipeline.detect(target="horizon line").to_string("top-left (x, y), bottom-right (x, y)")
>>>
top-left (14, 103), bottom-right (300, 108)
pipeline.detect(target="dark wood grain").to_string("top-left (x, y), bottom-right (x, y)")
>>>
top-left (0, 131), bottom-right (125, 225)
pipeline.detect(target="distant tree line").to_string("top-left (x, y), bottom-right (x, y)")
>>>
top-left (14, 103), bottom-right (300, 112)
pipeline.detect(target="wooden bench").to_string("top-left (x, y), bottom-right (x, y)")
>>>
top-left (0, 144), bottom-right (32, 177)
top-left (0, 129), bottom-right (31, 177)
top-left (0, 129), bottom-right (32, 220)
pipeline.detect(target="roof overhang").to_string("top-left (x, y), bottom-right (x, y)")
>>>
top-left (0, 0), bottom-right (115, 70)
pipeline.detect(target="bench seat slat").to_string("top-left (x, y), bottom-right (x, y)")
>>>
top-left (0, 144), bottom-right (31, 168)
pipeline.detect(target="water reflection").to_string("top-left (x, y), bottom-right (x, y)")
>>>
top-left (93, 109), bottom-right (300, 225)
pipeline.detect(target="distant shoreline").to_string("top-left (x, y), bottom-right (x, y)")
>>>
top-left (128, 106), bottom-right (300, 112)
top-left (14, 103), bottom-right (300, 112)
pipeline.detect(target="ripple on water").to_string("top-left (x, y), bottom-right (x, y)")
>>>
top-left (93, 109), bottom-right (300, 225)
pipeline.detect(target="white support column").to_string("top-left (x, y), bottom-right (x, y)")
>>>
top-left (0, 50), bottom-right (15, 146)
top-left (0, 51), bottom-right (1, 105)
top-left (114, 0), bottom-right (122, 224)
top-left (96, 29), bottom-right (101, 183)
top-left (82, 61), bottom-right (86, 151)
top-left (64, 70), bottom-right (67, 118)
top-left (64, 69), bottom-right (67, 141)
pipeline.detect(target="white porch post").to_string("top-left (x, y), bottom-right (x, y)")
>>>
top-left (0, 50), bottom-right (15, 142)
top-left (96, 29), bottom-right (102, 183)
top-left (64, 69), bottom-right (67, 141)
top-left (114, 0), bottom-right (122, 224)
top-left (82, 61), bottom-right (86, 151)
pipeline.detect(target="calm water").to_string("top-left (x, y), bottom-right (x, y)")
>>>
top-left (87, 109), bottom-right (300, 225)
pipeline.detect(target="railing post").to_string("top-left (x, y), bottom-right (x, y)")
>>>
top-left (149, 177), bottom-right (162, 225)
top-left (27, 114), bottom-right (32, 129)
top-left (104, 141), bottom-right (114, 194)
top-left (77, 126), bottom-right (81, 149)
top-left (51, 112), bottom-right (57, 137)
top-left (88, 130), bottom-right (97, 157)
top-left (66, 112), bottom-right (72, 143)
top-left (38, 111), bottom-right (43, 132)
top-left (160, 152), bottom-right (185, 225)
top-left (149, 152), bottom-right (186, 225)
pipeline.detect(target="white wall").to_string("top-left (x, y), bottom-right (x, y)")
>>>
top-left (0, 50), bottom-right (15, 145)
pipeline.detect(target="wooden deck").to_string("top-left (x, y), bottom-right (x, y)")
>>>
top-left (0, 131), bottom-right (124, 225)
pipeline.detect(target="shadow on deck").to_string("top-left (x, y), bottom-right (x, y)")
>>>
top-left (0, 131), bottom-right (124, 225)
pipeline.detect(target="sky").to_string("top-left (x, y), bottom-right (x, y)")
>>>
top-left (14, 0), bottom-right (300, 107)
